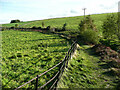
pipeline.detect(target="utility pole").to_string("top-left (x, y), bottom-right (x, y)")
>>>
top-left (82, 8), bottom-right (87, 22)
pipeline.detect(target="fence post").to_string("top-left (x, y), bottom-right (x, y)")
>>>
top-left (35, 75), bottom-right (38, 90)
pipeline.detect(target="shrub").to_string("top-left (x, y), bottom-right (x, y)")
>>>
top-left (62, 23), bottom-right (67, 31)
top-left (32, 26), bottom-right (37, 29)
top-left (10, 19), bottom-right (20, 23)
top-left (1, 27), bottom-right (6, 31)
top-left (77, 29), bottom-right (99, 44)
top-left (38, 27), bottom-right (42, 29)
top-left (78, 15), bottom-right (99, 44)
top-left (15, 24), bottom-right (18, 27)
top-left (10, 27), bottom-right (14, 29)
top-left (78, 15), bottom-right (97, 33)
top-left (102, 14), bottom-right (118, 40)
top-left (42, 22), bottom-right (45, 27)
top-left (46, 26), bottom-right (51, 30)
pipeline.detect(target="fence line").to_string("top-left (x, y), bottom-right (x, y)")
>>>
top-left (2, 27), bottom-right (77, 90)
top-left (15, 40), bottom-right (77, 90)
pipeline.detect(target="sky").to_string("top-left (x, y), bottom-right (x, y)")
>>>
top-left (0, 0), bottom-right (120, 24)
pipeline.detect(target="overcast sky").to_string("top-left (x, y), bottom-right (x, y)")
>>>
top-left (0, 0), bottom-right (120, 24)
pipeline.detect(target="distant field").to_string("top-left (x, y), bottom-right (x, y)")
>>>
top-left (2, 13), bottom-right (117, 32)
top-left (2, 30), bottom-right (70, 89)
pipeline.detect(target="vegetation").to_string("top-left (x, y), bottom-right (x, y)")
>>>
top-left (102, 14), bottom-right (118, 39)
top-left (77, 15), bottom-right (99, 44)
top-left (58, 45), bottom-right (120, 89)
top-left (2, 13), bottom-right (116, 30)
top-left (62, 23), bottom-right (67, 31)
top-left (2, 30), bottom-right (70, 89)
top-left (1, 12), bottom-right (120, 89)
top-left (101, 14), bottom-right (120, 52)
top-left (77, 29), bottom-right (99, 44)
top-left (10, 19), bottom-right (21, 23)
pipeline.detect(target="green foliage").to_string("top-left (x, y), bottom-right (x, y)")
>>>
top-left (10, 19), bottom-right (20, 23)
top-left (15, 24), bottom-right (18, 27)
top-left (32, 26), bottom-right (37, 29)
top-left (1, 27), bottom-right (6, 31)
top-left (100, 39), bottom-right (120, 52)
top-left (2, 30), bottom-right (70, 89)
top-left (78, 29), bottom-right (99, 44)
top-left (42, 22), bottom-right (45, 27)
top-left (62, 23), bottom-right (67, 31)
top-left (46, 26), bottom-right (51, 30)
top-left (78, 15), bottom-right (99, 44)
top-left (102, 14), bottom-right (118, 39)
top-left (118, 12), bottom-right (120, 39)
top-left (58, 45), bottom-right (120, 88)
top-left (78, 15), bottom-right (97, 32)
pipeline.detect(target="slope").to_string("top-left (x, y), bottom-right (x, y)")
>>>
top-left (57, 45), bottom-right (120, 88)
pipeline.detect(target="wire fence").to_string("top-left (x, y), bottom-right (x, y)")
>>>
top-left (14, 40), bottom-right (77, 90)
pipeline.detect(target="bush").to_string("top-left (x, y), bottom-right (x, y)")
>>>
top-left (10, 19), bottom-right (20, 23)
top-left (10, 27), bottom-right (14, 29)
top-left (78, 15), bottom-right (99, 44)
top-left (32, 26), bottom-right (37, 29)
top-left (102, 14), bottom-right (118, 39)
top-left (62, 23), bottom-right (67, 31)
top-left (38, 27), bottom-right (42, 29)
top-left (1, 27), bottom-right (6, 31)
top-left (78, 15), bottom-right (97, 32)
top-left (77, 29), bottom-right (99, 44)
top-left (15, 24), bottom-right (19, 27)
top-left (100, 39), bottom-right (120, 52)
top-left (46, 26), bottom-right (51, 30)
top-left (42, 22), bottom-right (45, 27)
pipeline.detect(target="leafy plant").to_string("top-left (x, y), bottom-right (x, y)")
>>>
top-left (78, 15), bottom-right (99, 44)
top-left (77, 29), bottom-right (99, 44)
top-left (78, 15), bottom-right (97, 32)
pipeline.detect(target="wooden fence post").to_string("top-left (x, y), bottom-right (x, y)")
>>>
top-left (35, 75), bottom-right (38, 90)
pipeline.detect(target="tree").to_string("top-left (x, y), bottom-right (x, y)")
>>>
top-left (102, 14), bottom-right (118, 39)
top-left (78, 15), bottom-right (97, 32)
top-left (78, 15), bottom-right (99, 44)
top-left (10, 19), bottom-right (20, 23)
top-left (117, 12), bottom-right (120, 40)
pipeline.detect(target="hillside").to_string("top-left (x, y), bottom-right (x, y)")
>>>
top-left (2, 12), bottom-right (117, 31)
top-left (57, 45), bottom-right (120, 88)
top-left (1, 12), bottom-right (120, 89)
top-left (2, 30), bottom-right (70, 89)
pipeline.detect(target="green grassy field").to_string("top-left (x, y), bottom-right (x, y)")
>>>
top-left (2, 13), bottom-right (117, 32)
top-left (2, 30), bottom-right (70, 89)
top-left (58, 45), bottom-right (120, 88)
top-left (1, 12), bottom-right (119, 89)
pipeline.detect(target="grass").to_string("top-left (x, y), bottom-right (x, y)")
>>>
top-left (2, 30), bottom-right (71, 89)
top-left (1, 21), bottom-right (34, 27)
top-left (1, 12), bottom-right (119, 89)
top-left (57, 44), bottom-right (120, 88)
top-left (2, 12), bottom-right (117, 32)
